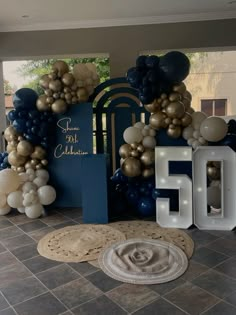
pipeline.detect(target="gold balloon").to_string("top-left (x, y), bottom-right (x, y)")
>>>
top-left (166, 102), bottom-right (185, 119)
top-left (31, 146), bottom-right (46, 160)
top-left (161, 93), bottom-right (167, 100)
top-left (144, 99), bottom-right (161, 113)
top-left (172, 118), bottom-right (181, 125)
top-left (71, 96), bottom-right (78, 104)
top-left (130, 143), bottom-right (138, 150)
top-left (77, 88), bottom-right (89, 103)
top-left (140, 150), bottom-right (155, 166)
top-left (65, 93), bottom-right (72, 102)
top-left (207, 166), bottom-right (221, 180)
top-left (149, 112), bottom-right (167, 130)
top-left (25, 162), bottom-right (33, 169)
top-left (51, 99), bottom-right (67, 114)
top-left (60, 93), bottom-right (65, 99)
top-left (119, 144), bottom-right (132, 158)
top-left (53, 92), bottom-right (60, 99)
top-left (30, 159), bottom-right (38, 166)
top-left (142, 167), bottom-right (155, 178)
top-left (36, 163), bottom-right (43, 170)
top-left (120, 158), bottom-right (125, 166)
top-left (39, 74), bottom-right (50, 89)
top-left (17, 140), bottom-right (34, 157)
top-left (181, 113), bottom-right (192, 127)
top-left (182, 98), bottom-right (191, 109)
top-left (49, 80), bottom-right (63, 92)
top-left (46, 96), bottom-right (54, 104)
top-left (71, 83), bottom-right (78, 91)
top-left (121, 157), bottom-right (142, 177)
top-left (64, 87), bottom-right (71, 93)
top-left (186, 107), bottom-right (195, 115)
top-left (41, 159), bottom-right (48, 166)
top-left (18, 136), bottom-right (24, 141)
top-left (4, 126), bottom-right (18, 142)
top-left (48, 72), bottom-right (57, 80)
top-left (161, 99), bottom-right (170, 108)
top-left (7, 143), bottom-right (16, 153)
top-left (71, 91), bottom-right (76, 96)
top-left (17, 166), bottom-right (25, 173)
top-left (173, 82), bottom-right (186, 94)
top-left (45, 89), bottom-right (53, 97)
top-left (36, 95), bottom-right (50, 111)
top-left (183, 90), bottom-right (192, 101)
top-left (8, 150), bottom-right (27, 167)
top-left (52, 60), bottom-right (69, 78)
top-left (169, 92), bottom-right (181, 102)
top-left (62, 73), bottom-right (75, 86)
top-left (164, 117), bottom-right (172, 125)
top-left (131, 150), bottom-right (140, 158)
top-left (212, 161), bottom-right (221, 169)
top-left (137, 144), bottom-right (145, 153)
top-left (167, 126), bottom-right (182, 138)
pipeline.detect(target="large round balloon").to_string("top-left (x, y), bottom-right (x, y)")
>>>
top-left (123, 127), bottom-right (143, 144)
top-left (13, 88), bottom-right (38, 110)
top-left (137, 197), bottom-right (155, 216)
top-left (0, 169), bottom-right (21, 194)
top-left (200, 117), bottom-right (228, 142)
top-left (121, 157), bottom-right (142, 177)
top-left (159, 51), bottom-right (190, 83)
top-left (37, 185), bottom-right (56, 205)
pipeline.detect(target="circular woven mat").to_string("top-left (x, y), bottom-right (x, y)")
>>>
top-left (99, 238), bottom-right (188, 285)
top-left (37, 225), bottom-right (125, 262)
top-left (89, 221), bottom-right (194, 267)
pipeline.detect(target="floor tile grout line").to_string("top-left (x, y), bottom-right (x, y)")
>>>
top-left (193, 244), bottom-right (232, 259)
top-left (161, 296), bottom-right (191, 315)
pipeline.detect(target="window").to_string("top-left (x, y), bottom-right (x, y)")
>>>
top-left (201, 99), bottom-right (227, 116)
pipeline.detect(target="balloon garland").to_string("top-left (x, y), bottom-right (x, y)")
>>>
top-left (0, 60), bottom-right (100, 218)
top-left (113, 51), bottom-right (236, 217)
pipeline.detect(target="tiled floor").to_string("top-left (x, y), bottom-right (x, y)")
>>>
top-left (0, 209), bottom-right (236, 315)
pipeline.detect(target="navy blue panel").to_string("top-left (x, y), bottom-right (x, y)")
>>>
top-left (156, 128), bottom-right (189, 146)
top-left (169, 161), bottom-right (193, 179)
top-left (48, 103), bottom-right (93, 207)
top-left (81, 154), bottom-right (108, 223)
top-left (157, 189), bottom-right (179, 211)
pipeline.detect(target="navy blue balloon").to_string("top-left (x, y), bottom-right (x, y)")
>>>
top-left (137, 197), bottom-right (155, 217)
top-left (13, 119), bottom-right (27, 133)
top-left (145, 55), bottom-right (160, 69)
top-left (31, 126), bottom-right (38, 134)
top-left (136, 55), bottom-right (147, 69)
top-left (215, 134), bottom-right (236, 152)
top-left (18, 110), bottom-right (28, 118)
top-left (228, 120), bottom-right (236, 135)
top-left (159, 51), bottom-right (190, 83)
top-left (26, 121), bottom-right (33, 128)
top-left (111, 168), bottom-right (128, 184)
top-left (29, 110), bottom-right (40, 119)
top-left (25, 134), bottom-right (40, 144)
top-left (127, 68), bottom-right (143, 88)
top-left (126, 188), bottom-right (139, 205)
top-left (152, 188), bottom-right (161, 200)
top-left (7, 110), bottom-right (17, 122)
top-left (33, 118), bottom-right (40, 125)
top-left (13, 88), bottom-right (38, 110)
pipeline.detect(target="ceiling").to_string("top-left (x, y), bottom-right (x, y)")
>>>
top-left (0, 0), bottom-right (236, 32)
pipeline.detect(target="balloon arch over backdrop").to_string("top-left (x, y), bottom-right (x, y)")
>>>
top-left (0, 52), bottom-right (235, 228)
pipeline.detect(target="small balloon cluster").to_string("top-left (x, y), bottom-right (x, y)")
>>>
top-left (37, 61), bottom-right (100, 114)
top-left (120, 122), bottom-right (157, 178)
top-left (0, 168), bottom-right (56, 218)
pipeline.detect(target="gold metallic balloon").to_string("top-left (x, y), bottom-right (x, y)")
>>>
top-left (60, 93), bottom-right (65, 99)
top-left (65, 93), bottom-right (72, 102)
top-left (52, 60), bottom-right (69, 78)
top-left (45, 89), bottom-right (53, 97)
top-left (140, 150), bottom-right (155, 166)
top-left (164, 117), bottom-right (172, 125)
top-left (41, 159), bottom-right (48, 166)
top-left (119, 144), bottom-right (132, 158)
top-left (181, 113), bottom-right (192, 127)
top-left (130, 143), bottom-right (138, 150)
top-left (161, 93), bottom-right (167, 100)
top-left (182, 98), bottom-right (191, 109)
top-left (137, 144), bottom-right (145, 153)
top-left (172, 118), bottom-right (181, 125)
top-left (25, 161), bottom-right (33, 169)
top-left (36, 95), bottom-right (50, 111)
top-left (62, 73), bottom-right (75, 86)
top-left (7, 143), bottom-right (16, 153)
top-left (121, 157), bottom-right (142, 177)
top-left (8, 150), bottom-right (27, 167)
top-left (18, 136), bottom-right (24, 141)
top-left (173, 82), bottom-right (186, 94)
top-left (169, 92), bottom-right (181, 102)
top-left (71, 96), bottom-right (78, 104)
top-left (144, 99), bottom-right (161, 113)
top-left (71, 83), bottom-right (78, 91)
top-left (49, 80), bottom-right (62, 92)
top-left (149, 112), bottom-right (167, 130)
top-left (53, 92), bottom-right (60, 99)
top-left (64, 87), bottom-right (71, 93)
top-left (212, 161), bottom-right (221, 169)
top-left (39, 74), bottom-right (50, 89)
top-left (46, 96), bottom-right (54, 104)
top-left (51, 99), bottom-right (67, 114)
top-left (17, 140), bottom-right (34, 157)
top-left (31, 146), bottom-right (46, 160)
top-left (186, 107), bottom-right (195, 115)
top-left (17, 166), bottom-right (25, 173)
top-left (169, 124), bottom-right (175, 129)
top-left (71, 91), bottom-right (76, 96)
top-left (183, 90), bottom-right (192, 101)
top-left (166, 102), bottom-right (185, 119)
top-left (167, 126), bottom-right (182, 138)
top-left (207, 166), bottom-right (220, 180)
top-left (77, 88), bottom-right (89, 103)
top-left (48, 72), bottom-right (57, 80)
top-left (120, 158), bottom-right (125, 166)
top-left (142, 167), bottom-right (155, 178)
top-left (161, 99), bottom-right (170, 108)
top-left (131, 150), bottom-right (140, 158)
top-left (36, 163), bottom-right (43, 170)
top-left (4, 126), bottom-right (18, 142)
top-left (30, 159), bottom-right (38, 166)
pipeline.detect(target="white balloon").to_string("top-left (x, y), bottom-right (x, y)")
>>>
top-left (141, 129), bottom-right (149, 137)
top-left (18, 172), bottom-right (29, 183)
top-left (123, 127), bottom-right (143, 144)
top-left (134, 122), bottom-right (145, 129)
top-left (187, 138), bottom-right (195, 146)
top-left (192, 140), bottom-right (201, 150)
top-left (25, 204), bottom-right (43, 219)
top-left (207, 186), bottom-right (221, 208)
top-left (33, 177), bottom-right (47, 188)
top-left (191, 112), bottom-right (207, 130)
top-left (198, 137), bottom-right (207, 145)
top-left (193, 130), bottom-right (201, 139)
top-left (7, 191), bottom-right (23, 208)
top-left (17, 207), bottom-right (25, 213)
top-left (0, 192), bottom-right (7, 208)
top-left (0, 169), bottom-right (21, 194)
top-left (0, 205), bottom-right (11, 216)
top-left (149, 128), bottom-right (156, 137)
top-left (26, 168), bottom-right (35, 175)
top-left (182, 126), bottom-right (194, 140)
top-left (200, 117), bottom-right (228, 142)
top-left (35, 169), bottom-right (49, 182)
top-left (142, 136), bottom-right (156, 149)
top-left (38, 185), bottom-right (56, 205)
top-left (22, 182), bottom-right (38, 193)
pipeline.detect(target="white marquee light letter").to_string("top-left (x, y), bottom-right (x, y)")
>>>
top-left (155, 147), bottom-right (193, 229)
top-left (193, 146), bottom-right (236, 230)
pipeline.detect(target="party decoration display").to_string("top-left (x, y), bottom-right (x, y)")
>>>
top-left (37, 61), bottom-right (100, 114)
top-left (0, 152), bottom-right (10, 170)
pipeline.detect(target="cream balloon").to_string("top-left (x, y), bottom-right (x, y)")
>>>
top-left (142, 136), bottom-right (156, 149)
top-left (191, 112), bottom-right (207, 130)
top-left (123, 127), bottom-right (143, 144)
top-left (200, 117), bottom-right (228, 142)
top-left (134, 122), bottom-right (145, 129)
top-left (0, 192), bottom-right (7, 208)
top-left (33, 177), bottom-right (47, 188)
top-left (22, 182), bottom-right (38, 193)
top-left (37, 185), bottom-right (56, 205)
top-left (25, 203), bottom-right (44, 219)
top-left (0, 169), bottom-right (21, 194)
top-left (35, 169), bottom-right (49, 182)
top-left (17, 207), bottom-right (25, 213)
top-left (182, 126), bottom-right (194, 140)
top-left (0, 205), bottom-right (11, 216)
top-left (207, 186), bottom-right (221, 209)
top-left (7, 191), bottom-right (23, 208)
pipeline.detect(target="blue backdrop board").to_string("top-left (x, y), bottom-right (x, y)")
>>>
top-left (80, 154), bottom-right (108, 223)
top-left (48, 103), bottom-right (93, 207)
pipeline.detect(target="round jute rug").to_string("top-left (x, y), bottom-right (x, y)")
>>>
top-left (99, 238), bottom-right (188, 285)
top-left (37, 224), bottom-right (125, 262)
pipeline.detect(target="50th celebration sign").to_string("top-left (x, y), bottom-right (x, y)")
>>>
top-left (48, 104), bottom-right (93, 207)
